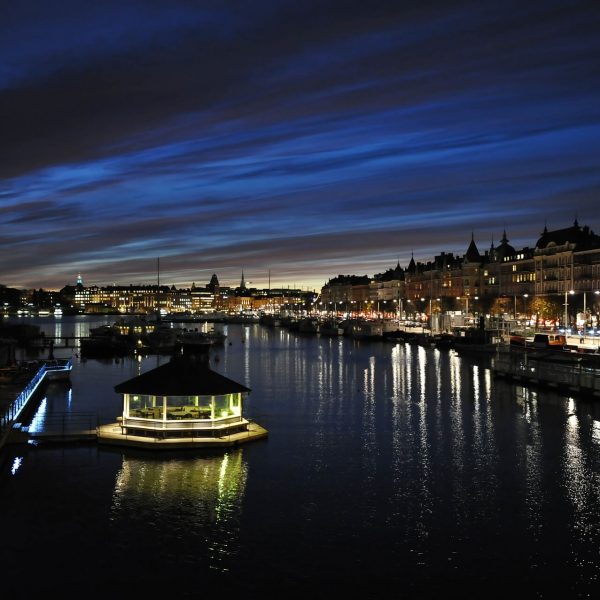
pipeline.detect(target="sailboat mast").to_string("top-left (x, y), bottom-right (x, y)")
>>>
top-left (156, 257), bottom-right (161, 322)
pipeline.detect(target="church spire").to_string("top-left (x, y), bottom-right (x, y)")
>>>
top-left (240, 270), bottom-right (246, 289)
top-left (407, 251), bottom-right (416, 273)
top-left (465, 234), bottom-right (481, 262)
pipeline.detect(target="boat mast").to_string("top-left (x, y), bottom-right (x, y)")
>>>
top-left (156, 257), bottom-right (161, 322)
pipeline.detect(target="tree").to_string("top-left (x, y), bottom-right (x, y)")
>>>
top-left (489, 296), bottom-right (511, 316)
top-left (529, 296), bottom-right (561, 325)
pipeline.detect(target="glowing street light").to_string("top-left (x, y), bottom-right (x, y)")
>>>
top-left (564, 289), bottom-right (574, 332)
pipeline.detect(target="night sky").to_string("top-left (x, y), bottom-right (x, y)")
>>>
top-left (2, 1), bottom-right (600, 291)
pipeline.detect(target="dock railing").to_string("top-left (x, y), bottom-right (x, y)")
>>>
top-left (0, 358), bottom-right (73, 449)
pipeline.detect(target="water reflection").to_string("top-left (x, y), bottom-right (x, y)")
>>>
top-left (360, 355), bottom-right (377, 523)
top-left (28, 396), bottom-right (48, 434)
top-left (562, 397), bottom-right (600, 591)
top-left (592, 420), bottom-right (600, 445)
top-left (5, 317), bottom-right (600, 595)
top-left (110, 449), bottom-right (248, 573)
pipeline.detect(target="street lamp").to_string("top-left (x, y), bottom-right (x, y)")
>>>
top-left (596, 290), bottom-right (600, 346)
top-left (523, 294), bottom-right (529, 326)
top-left (564, 289), bottom-right (574, 332)
top-left (430, 297), bottom-right (441, 333)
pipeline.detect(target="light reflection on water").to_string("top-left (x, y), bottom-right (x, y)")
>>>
top-left (110, 450), bottom-right (247, 574)
top-left (1, 317), bottom-right (600, 595)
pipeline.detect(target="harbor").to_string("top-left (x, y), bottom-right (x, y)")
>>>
top-left (2, 315), bottom-right (600, 598)
top-left (0, 318), bottom-right (600, 597)
top-left (3, 315), bottom-right (600, 453)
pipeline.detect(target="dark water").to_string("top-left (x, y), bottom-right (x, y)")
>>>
top-left (1, 316), bottom-right (600, 598)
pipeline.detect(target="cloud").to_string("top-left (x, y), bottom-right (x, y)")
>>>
top-left (1, 1), bottom-right (600, 289)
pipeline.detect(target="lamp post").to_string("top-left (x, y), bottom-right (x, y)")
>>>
top-left (430, 297), bottom-right (441, 333)
top-left (523, 294), bottom-right (529, 326)
top-left (596, 290), bottom-right (600, 346)
top-left (429, 296), bottom-right (432, 331)
top-left (564, 289), bottom-right (574, 333)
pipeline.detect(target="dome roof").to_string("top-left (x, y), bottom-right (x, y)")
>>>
top-left (495, 230), bottom-right (515, 260)
top-left (535, 220), bottom-right (600, 250)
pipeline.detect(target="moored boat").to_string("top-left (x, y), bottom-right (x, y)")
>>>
top-left (318, 319), bottom-right (344, 336)
top-left (347, 319), bottom-right (384, 340)
top-left (259, 313), bottom-right (281, 327)
top-left (297, 317), bottom-right (319, 334)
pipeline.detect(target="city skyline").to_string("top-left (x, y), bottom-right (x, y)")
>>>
top-left (2, 1), bottom-right (600, 290)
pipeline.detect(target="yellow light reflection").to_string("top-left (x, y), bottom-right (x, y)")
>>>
top-left (110, 449), bottom-right (248, 572)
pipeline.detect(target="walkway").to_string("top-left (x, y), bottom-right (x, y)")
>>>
top-left (0, 358), bottom-right (72, 449)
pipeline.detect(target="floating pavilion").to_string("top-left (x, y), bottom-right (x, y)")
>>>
top-left (97, 341), bottom-right (267, 449)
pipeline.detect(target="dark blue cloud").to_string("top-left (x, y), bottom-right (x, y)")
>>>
top-left (1, 0), bottom-right (600, 289)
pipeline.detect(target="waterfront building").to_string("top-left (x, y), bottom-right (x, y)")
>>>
top-left (534, 220), bottom-right (600, 297)
top-left (319, 275), bottom-right (371, 314)
top-left (317, 220), bottom-right (600, 324)
top-left (207, 273), bottom-right (221, 309)
top-left (189, 284), bottom-right (214, 313)
top-left (370, 262), bottom-right (405, 316)
top-left (485, 231), bottom-right (536, 315)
